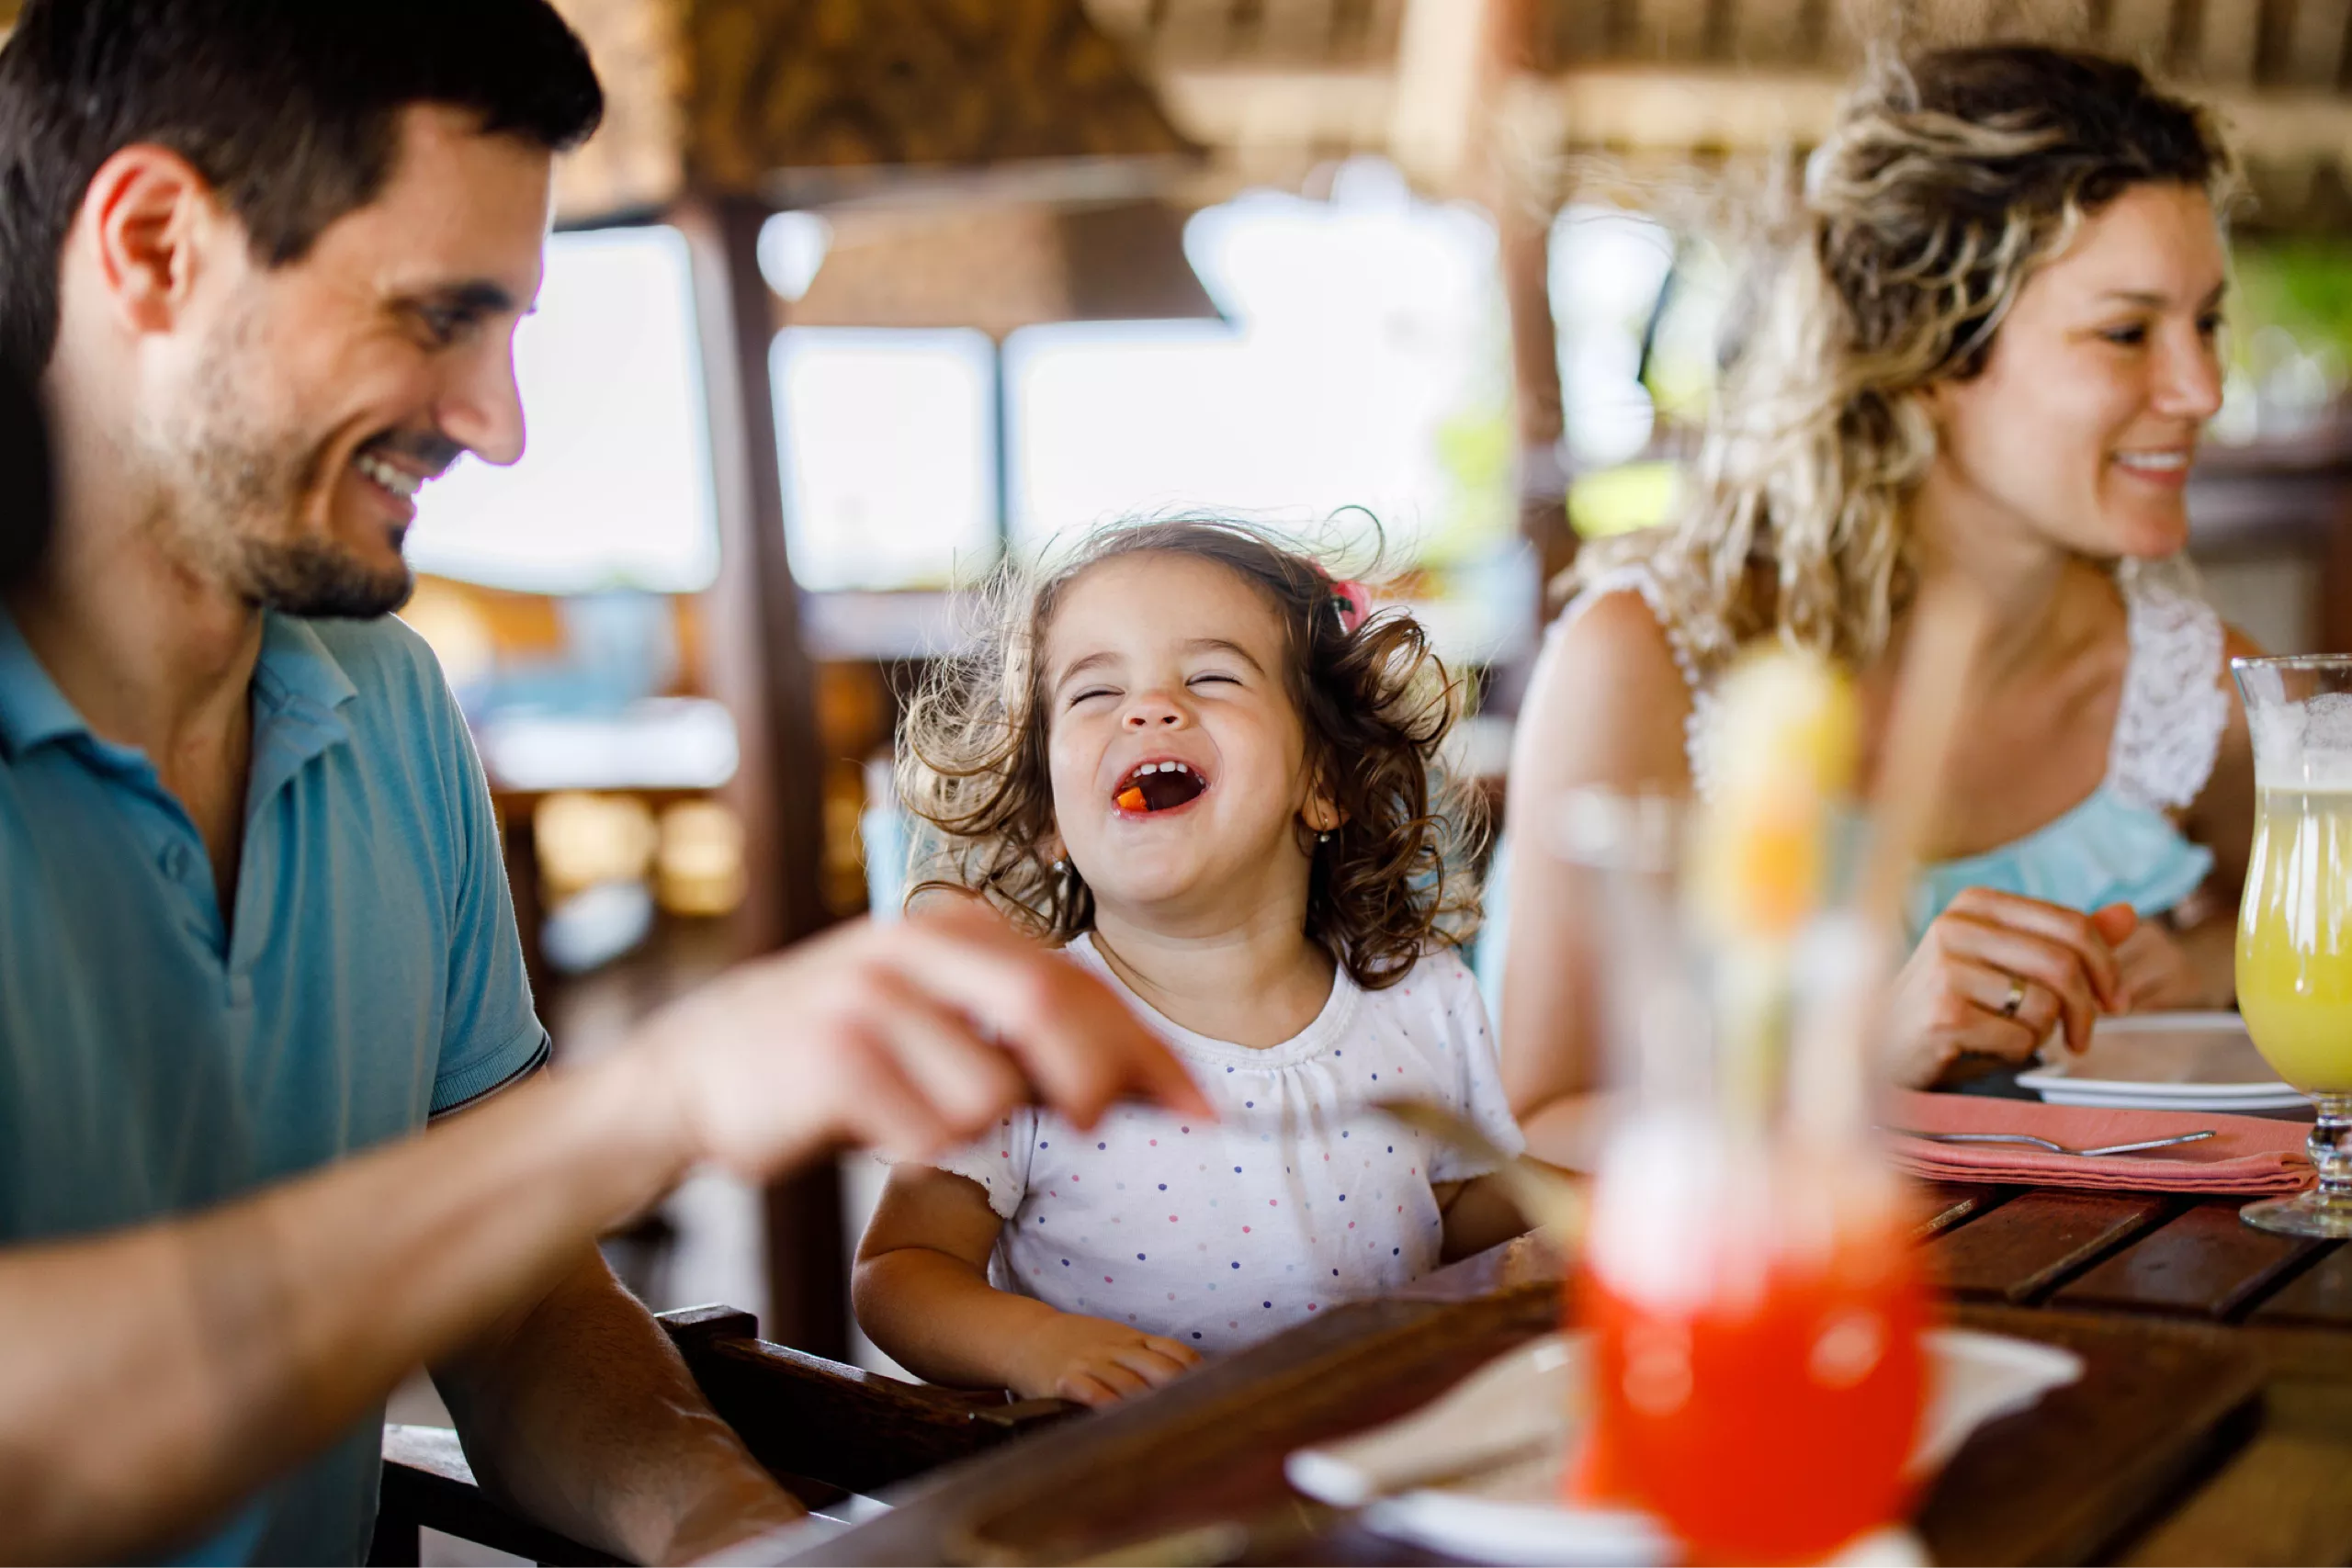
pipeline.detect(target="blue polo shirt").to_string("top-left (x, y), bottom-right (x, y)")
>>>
top-left (0, 608), bottom-right (548, 1564)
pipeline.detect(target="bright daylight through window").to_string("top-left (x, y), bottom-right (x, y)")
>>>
top-left (405, 226), bottom-right (722, 594)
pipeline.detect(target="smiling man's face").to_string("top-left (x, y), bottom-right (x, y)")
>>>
top-left (140, 103), bottom-right (552, 616)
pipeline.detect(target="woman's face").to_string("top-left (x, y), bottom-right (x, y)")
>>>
top-left (1921, 182), bottom-right (2227, 563)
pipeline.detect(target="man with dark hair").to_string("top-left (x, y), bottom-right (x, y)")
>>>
top-left (0, 2), bottom-right (1204, 1562)
top-left (0, 364), bottom-right (51, 585)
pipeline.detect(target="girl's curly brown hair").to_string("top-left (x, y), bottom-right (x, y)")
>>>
top-left (898, 517), bottom-right (1485, 990)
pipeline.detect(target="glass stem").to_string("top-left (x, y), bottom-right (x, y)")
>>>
top-left (2313, 1096), bottom-right (2352, 1209)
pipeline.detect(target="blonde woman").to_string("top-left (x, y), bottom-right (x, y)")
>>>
top-left (1501, 45), bottom-right (2260, 1157)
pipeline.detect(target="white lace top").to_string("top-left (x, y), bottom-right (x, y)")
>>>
top-left (1561, 554), bottom-right (2229, 924)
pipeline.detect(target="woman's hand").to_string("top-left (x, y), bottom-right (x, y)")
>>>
top-left (2111, 919), bottom-right (2211, 1012)
top-left (1008, 1313), bottom-right (1202, 1406)
top-left (1887, 890), bottom-right (2139, 1088)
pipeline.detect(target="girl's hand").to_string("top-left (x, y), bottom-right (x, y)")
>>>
top-left (1887, 890), bottom-right (2137, 1088)
top-left (1010, 1312), bottom-right (1201, 1407)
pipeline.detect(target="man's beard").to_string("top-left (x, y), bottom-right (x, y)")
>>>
top-left (235, 535), bottom-right (415, 619)
top-left (157, 321), bottom-right (416, 620)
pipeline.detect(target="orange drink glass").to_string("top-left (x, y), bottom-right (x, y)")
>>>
top-left (1574, 1130), bottom-right (1930, 1563)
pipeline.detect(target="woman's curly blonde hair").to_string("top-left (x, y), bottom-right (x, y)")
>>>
top-left (1578, 44), bottom-right (2237, 678)
top-left (898, 517), bottom-right (1485, 990)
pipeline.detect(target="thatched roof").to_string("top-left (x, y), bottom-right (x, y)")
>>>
top-left (1090, 0), bottom-right (2352, 230)
top-left (10, 1), bottom-right (2352, 230)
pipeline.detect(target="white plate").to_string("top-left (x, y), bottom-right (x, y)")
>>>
top-left (2030, 1087), bottom-right (2312, 1111)
top-left (1285, 1329), bottom-right (2081, 1566)
top-left (2017, 1012), bottom-right (2306, 1111)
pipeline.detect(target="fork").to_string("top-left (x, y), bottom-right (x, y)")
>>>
top-left (1883, 1128), bottom-right (2219, 1157)
top-left (1372, 1097), bottom-right (1587, 1238)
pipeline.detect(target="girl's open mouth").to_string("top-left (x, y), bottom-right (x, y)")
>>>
top-left (1114, 759), bottom-right (1209, 816)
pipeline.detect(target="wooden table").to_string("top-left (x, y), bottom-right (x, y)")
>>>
top-left (777, 1186), bottom-right (2352, 1566)
top-left (1916, 1184), bottom-right (2352, 1565)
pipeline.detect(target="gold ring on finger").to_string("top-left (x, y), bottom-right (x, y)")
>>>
top-left (2000, 974), bottom-right (2029, 1020)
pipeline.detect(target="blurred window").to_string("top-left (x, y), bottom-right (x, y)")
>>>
top-left (407, 226), bottom-right (721, 593)
top-left (1006, 159), bottom-right (1516, 570)
top-left (772, 327), bottom-right (1001, 592)
top-left (1549, 203), bottom-right (1733, 539)
top-left (2212, 240), bottom-right (2352, 446)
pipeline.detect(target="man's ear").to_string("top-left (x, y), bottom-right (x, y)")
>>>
top-left (74, 144), bottom-right (230, 338)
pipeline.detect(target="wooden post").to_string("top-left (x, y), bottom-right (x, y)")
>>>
top-left (2324, 476), bottom-right (2352, 655)
top-left (1500, 190), bottom-right (1574, 599)
top-left (1480, 0), bottom-right (1576, 615)
top-left (679, 196), bottom-right (850, 1359)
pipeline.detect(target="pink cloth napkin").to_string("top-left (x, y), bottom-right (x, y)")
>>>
top-left (1885, 1089), bottom-right (2313, 1194)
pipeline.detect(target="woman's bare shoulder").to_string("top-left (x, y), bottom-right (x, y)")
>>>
top-left (1512, 584), bottom-right (1697, 790)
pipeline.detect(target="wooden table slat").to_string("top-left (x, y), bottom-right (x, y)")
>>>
top-left (2248, 1241), bottom-right (2352, 1330)
top-left (2115, 1380), bottom-right (2352, 1568)
top-left (1928, 1190), bottom-right (2177, 1305)
top-left (1921, 1305), bottom-right (2265, 1568)
top-left (779, 1285), bottom-right (1554, 1565)
top-left (1915, 1180), bottom-right (2013, 1240)
top-left (2051, 1201), bottom-right (2332, 1322)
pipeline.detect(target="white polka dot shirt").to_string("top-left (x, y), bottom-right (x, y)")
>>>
top-left (930, 934), bottom-right (1524, 1354)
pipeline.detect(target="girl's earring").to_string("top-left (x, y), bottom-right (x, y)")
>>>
top-left (1053, 857), bottom-right (1069, 874)
top-left (1317, 830), bottom-right (1331, 844)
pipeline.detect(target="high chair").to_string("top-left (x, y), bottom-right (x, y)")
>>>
top-left (368, 1305), bottom-right (1077, 1565)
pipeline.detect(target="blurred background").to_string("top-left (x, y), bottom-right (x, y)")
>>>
top-left (12, 0), bottom-right (2352, 1395)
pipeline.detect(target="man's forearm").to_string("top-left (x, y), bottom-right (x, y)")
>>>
top-left (435, 1250), bottom-right (801, 1564)
top-left (0, 1051), bottom-right (694, 1563)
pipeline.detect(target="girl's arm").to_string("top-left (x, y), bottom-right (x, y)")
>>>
top-left (1432, 1175), bottom-right (1531, 1261)
top-left (852, 1165), bottom-right (1201, 1407)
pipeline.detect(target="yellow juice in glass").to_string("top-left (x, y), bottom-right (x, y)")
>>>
top-left (2236, 788), bottom-right (2352, 1095)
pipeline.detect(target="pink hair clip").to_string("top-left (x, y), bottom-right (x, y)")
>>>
top-left (1331, 579), bottom-right (1372, 635)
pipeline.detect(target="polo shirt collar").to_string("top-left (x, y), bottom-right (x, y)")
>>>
top-left (254, 612), bottom-right (360, 721)
top-left (0, 605), bottom-right (91, 761)
top-left (0, 606), bottom-right (359, 767)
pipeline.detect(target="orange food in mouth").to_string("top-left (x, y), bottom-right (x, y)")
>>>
top-left (1114, 763), bottom-right (1208, 813)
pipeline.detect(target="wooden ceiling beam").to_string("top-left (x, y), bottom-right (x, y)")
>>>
top-left (1730, 0), bottom-right (1813, 67)
top-left (2199, 0), bottom-right (2263, 88)
top-left (1156, 65), bottom-right (1400, 157)
top-left (2283, 0), bottom-right (2352, 91)
top-left (1261, 0), bottom-right (1343, 62)
top-left (1626, 0), bottom-right (1713, 62)
top-left (1497, 60), bottom-right (2352, 231)
top-left (550, 0), bottom-right (688, 220)
top-left (1505, 61), bottom-right (2352, 159)
top-left (1390, 0), bottom-right (1500, 185)
top-left (2099, 0), bottom-right (2179, 68)
top-left (1500, 62), bottom-right (1845, 155)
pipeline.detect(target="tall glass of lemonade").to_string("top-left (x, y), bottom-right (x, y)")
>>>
top-left (2232, 656), bottom-right (2352, 1238)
